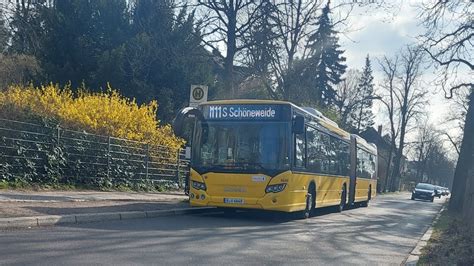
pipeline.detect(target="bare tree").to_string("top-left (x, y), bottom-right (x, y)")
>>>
top-left (442, 88), bottom-right (470, 156)
top-left (196, 0), bottom-right (265, 97)
top-left (335, 69), bottom-right (362, 129)
top-left (424, 142), bottom-right (456, 187)
top-left (419, 0), bottom-right (474, 215)
top-left (419, 0), bottom-right (473, 99)
top-left (378, 54), bottom-right (398, 192)
top-left (411, 122), bottom-right (437, 182)
top-left (242, 0), bottom-right (365, 101)
top-left (378, 45), bottom-right (428, 191)
top-left (270, 0), bottom-right (322, 100)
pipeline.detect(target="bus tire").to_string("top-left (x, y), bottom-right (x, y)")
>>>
top-left (337, 185), bottom-right (347, 212)
top-left (361, 186), bottom-right (371, 207)
top-left (301, 192), bottom-right (313, 219)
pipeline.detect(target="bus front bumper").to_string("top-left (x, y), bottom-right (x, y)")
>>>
top-left (188, 189), bottom-right (307, 213)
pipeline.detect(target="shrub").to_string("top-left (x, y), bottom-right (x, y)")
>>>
top-left (0, 84), bottom-right (184, 149)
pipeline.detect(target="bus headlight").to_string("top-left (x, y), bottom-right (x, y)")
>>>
top-left (265, 183), bottom-right (287, 193)
top-left (192, 181), bottom-right (207, 191)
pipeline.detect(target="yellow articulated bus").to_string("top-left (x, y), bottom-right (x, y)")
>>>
top-left (174, 100), bottom-right (377, 218)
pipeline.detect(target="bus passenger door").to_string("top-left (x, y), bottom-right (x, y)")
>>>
top-left (173, 107), bottom-right (203, 195)
top-left (349, 135), bottom-right (357, 205)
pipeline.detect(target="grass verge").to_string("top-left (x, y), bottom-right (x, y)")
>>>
top-left (418, 208), bottom-right (474, 265)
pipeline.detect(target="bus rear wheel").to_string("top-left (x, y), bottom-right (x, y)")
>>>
top-left (301, 192), bottom-right (313, 219)
top-left (337, 186), bottom-right (347, 212)
top-left (361, 186), bottom-right (371, 207)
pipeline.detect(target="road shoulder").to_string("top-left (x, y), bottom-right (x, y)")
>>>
top-left (404, 203), bottom-right (446, 265)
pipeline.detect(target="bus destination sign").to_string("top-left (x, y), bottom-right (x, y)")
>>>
top-left (203, 105), bottom-right (284, 120)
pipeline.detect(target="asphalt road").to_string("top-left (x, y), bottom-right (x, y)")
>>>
top-left (0, 193), bottom-right (445, 265)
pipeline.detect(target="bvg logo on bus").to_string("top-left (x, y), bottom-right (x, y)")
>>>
top-left (208, 105), bottom-right (277, 119)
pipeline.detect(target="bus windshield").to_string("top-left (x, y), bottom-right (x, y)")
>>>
top-left (192, 121), bottom-right (290, 173)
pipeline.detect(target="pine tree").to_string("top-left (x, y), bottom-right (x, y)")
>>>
top-left (115, 1), bottom-right (214, 122)
top-left (38, 0), bottom-right (130, 88)
top-left (349, 54), bottom-right (375, 132)
top-left (0, 9), bottom-right (7, 53)
top-left (305, 1), bottom-right (346, 106)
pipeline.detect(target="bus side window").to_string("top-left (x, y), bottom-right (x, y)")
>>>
top-left (294, 129), bottom-right (306, 168)
top-left (357, 148), bottom-right (363, 178)
top-left (320, 133), bottom-right (331, 174)
top-left (339, 142), bottom-right (350, 176)
top-left (307, 127), bottom-right (322, 173)
top-left (369, 153), bottom-right (376, 179)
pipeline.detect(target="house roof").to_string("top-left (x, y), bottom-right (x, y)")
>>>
top-left (360, 127), bottom-right (391, 150)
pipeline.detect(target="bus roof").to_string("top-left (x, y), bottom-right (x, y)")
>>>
top-left (354, 134), bottom-right (377, 154)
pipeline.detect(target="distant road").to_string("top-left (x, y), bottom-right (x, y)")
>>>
top-left (0, 193), bottom-right (445, 265)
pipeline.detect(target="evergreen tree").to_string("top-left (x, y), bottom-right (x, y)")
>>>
top-left (304, 1), bottom-right (346, 106)
top-left (351, 55), bottom-right (374, 132)
top-left (349, 54), bottom-right (375, 132)
top-left (8, 1), bottom-right (44, 55)
top-left (38, 0), bottom-right (130, 88)
top-left (106, 1), bottom-right (214, 122)
top-left (0, 8), bottom-right (7, 53)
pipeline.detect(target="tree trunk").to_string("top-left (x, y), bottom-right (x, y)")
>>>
top-left (451, 89), bottom-right (474, 212)
top-left (225, 12), bottom-right (237, 98)
top-left (391, 153), bottom-right (401, 191)
top-left (283, 54), bottom-right (295, 101)
top-left (391, 131), bottom-right (406, 191)
top-left (384, 145), bottom-right (394, 192)
top-left (224, 53), bottom-right (235, 98)
top-left (463, 163), bottom-right (474, 228)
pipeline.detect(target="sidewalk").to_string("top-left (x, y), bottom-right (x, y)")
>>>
top-left (0, 189), bottom-right (212, 229)
top-left (0, 190), bottom-right (189, 219)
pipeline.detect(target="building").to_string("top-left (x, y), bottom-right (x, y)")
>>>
top-left (360, 126), bottom-right (407, 192)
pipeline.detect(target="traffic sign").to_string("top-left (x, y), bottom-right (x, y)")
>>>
top-left (189, 85), bottom-right (208, 107)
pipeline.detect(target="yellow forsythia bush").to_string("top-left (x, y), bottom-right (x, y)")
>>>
top-left (0, 84), bottom-right (184, 150)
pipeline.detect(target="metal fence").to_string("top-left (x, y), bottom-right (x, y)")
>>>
top-left (0, 118), bottom-right (189, 189)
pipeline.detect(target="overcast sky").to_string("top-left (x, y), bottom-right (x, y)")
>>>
top-left (340, 1), bottom-right (462, 150)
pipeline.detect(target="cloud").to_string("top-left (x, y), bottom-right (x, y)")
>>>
top-left (342, 0), bottom-right (423, 69)
top-left (339, 0), bottom-right (462, 143)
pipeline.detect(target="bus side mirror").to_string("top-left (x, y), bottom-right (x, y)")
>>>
top-left (293, 116), bottom-right (305, 134)
top-left (172, 107), bottom-right (203, 139)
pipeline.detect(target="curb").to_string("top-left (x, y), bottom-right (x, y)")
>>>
top-left (403, 204), bottom-right (446, 265)
top-left (0, 207), bottom-right (215, 230)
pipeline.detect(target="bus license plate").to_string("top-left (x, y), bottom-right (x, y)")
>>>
top-left (224, 198), bottom-right (244, 204)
